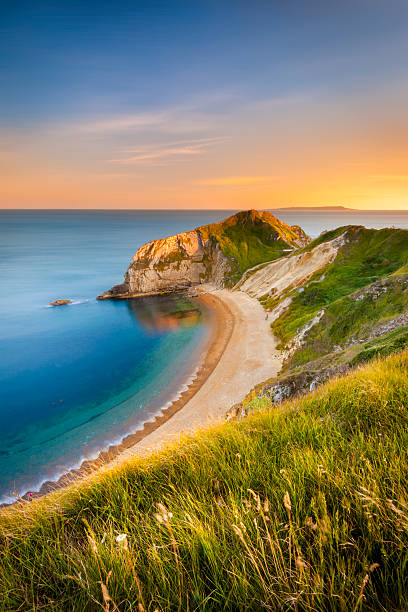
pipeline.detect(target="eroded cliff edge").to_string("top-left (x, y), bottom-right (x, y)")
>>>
top-left (97, 210), bottom-right (310, 299)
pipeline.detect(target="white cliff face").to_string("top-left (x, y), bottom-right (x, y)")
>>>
top-left (125, 255), bottom-right (207, 293)
top-left (123, 229), bottom-right (229, 294)
top-left (236, 232), bottom-right (347, 299)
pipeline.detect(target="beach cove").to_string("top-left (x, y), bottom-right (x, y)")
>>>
top-left (112, 288), bottom-right (282, 467)
top-left (14, 286), bottom-right (282, 501)
top-left (3, 208), bottom-right (408, 503)
top-left (0, 211), bottom-right (236, 503)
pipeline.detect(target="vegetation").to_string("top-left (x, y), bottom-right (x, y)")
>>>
top-left (200, 210), bottom-right (307, 284)
top-left (271, 227), bottom-right (408, 359)
top-left (2, 219), bottom-right (408, 610)
top-left (1, 350), bottom-right (408, 610)
top-left (297, 225), bottom-right (357, 252)
top-left (285, 277), bottom-right (408, 370)
top-left (141, 210), bottom-right (307, 286)
top-left (350, 325), bottom-right (408, 366)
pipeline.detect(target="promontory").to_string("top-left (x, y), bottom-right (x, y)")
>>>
top-left (97, 209), bottom-right (310, 299)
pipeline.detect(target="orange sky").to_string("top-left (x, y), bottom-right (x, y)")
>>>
top-left (2, 3), bottom-right (408, 210)
top-left (2, 95), bottom-right (408, 210)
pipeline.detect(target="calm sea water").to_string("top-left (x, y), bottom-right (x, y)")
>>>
top-left (1, 208), bottom-right (407, 502)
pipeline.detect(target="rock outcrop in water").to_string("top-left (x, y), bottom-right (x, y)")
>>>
top-left (98, 210), bottom-right (310, 299)
top-left (50, 299), bottom-right (72, 306)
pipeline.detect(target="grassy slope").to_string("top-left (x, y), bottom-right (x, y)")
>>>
top-left (1, 350), bottom-right (408, 611)
top-left (271, 228), bottom-right (408, 363)
top-left (200, 211), bottom-right (308, 284)
top-left (286, 277), bottom-right (408, 370)
top-left (350, 325), bottom-right (408, 366)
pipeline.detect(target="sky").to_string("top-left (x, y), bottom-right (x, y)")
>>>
top-left (1, 0), bottom-right (408, 210)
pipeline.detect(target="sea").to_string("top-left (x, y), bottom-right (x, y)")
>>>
top-left (1, 208), bottom-right (407, 503)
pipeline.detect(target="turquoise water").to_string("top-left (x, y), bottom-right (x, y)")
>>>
top-left (1, 208), bottom-right (407, 503)
top-left (0, 210), bottom-right (233, 503)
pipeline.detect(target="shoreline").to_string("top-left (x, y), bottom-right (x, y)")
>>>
top-left (109, 288), bottom-right (282, 467)
top-left (13, 291), bottom-right (234, 503)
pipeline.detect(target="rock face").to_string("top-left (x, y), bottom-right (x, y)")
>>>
top-left (98, 210), bottom-right (310, 299)
top-left (236, 231), bottom-right (348, 299)
top-left (50, 299), bottom-right (72, 306)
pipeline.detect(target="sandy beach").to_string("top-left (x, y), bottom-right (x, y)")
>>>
top-left (108, 287), bottom-right (282, 468)
top-left (17, 287), bottom-right (282, 501)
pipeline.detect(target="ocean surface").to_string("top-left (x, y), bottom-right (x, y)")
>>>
top-left (1, 208), bottom-right (407, 503)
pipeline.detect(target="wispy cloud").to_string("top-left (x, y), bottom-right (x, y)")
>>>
top-left (121, 137), bottom-right (225, 152)
top-left (50, 91), bottom-right (307, 140)
top-left (368, 174), bottom-right (408, 181)
top-left (65, 111), bottom-right (172, 134)
top-left (85, 172), bottom-right (134, 179)
top-left (196, 176), bottom-right (278, 186)
top-left (109, 137), bottom-right (224, 165)
top-left (52, 94), bottom-right (234, 136)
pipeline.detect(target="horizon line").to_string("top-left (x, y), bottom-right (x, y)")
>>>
top-left (1, 206), bottom-right (408, 213)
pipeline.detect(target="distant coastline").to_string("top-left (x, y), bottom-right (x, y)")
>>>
top-left (2, 206), bottom-right (408, 214)
top-left (273, 205), bottom-right (353, 211)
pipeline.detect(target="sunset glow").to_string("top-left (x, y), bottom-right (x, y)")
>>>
top-left (1, 1), bottom-right (408, 210)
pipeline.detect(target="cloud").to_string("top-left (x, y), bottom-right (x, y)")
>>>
top-left (121, 137), bottom-right (225, 152)
top-left (52, 94), bottom-right (234, 136)
top-left (368, 174), bottom-right (408, 181)
top-left (66, 111), bottom-right (172, 134)
top-left (85, 172), bottom-right (134, 179)
top-left (109, 137), bottom-right (224, 165)
top-left (49, 91), bottom-right (308, 141)
top-left (196, 176), bottom-right (278, 186)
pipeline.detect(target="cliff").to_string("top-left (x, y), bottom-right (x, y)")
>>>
top-left (236, 224), bottom-right (408, 405)
top-left (98, 209), bottom-right (310, 298)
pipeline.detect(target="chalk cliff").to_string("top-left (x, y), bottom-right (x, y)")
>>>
top-left (97, 210), bottom-right (310, 298)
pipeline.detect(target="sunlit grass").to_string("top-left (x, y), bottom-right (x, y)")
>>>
top-left (1, 350), bottom-right (408, 610)
top-left (273, 227), bottom-right (408, 348)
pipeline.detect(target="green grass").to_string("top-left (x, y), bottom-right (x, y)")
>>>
top-left (273, 227), bottom-right (408, 348)
top-left (1, 350), bottom-right (408, 610)
top-left (351, 326), bottom-right (408, 366)
top-left (215, 228), bottom-right (288, 283)
top-left (286, 276), bottom-right (408, 369)
top-left (297, 225), bottom-right (359, 253)
top-left (139, 211), bottom-right (307, 286)
top-left (201, 211), bottom-right (305, 284)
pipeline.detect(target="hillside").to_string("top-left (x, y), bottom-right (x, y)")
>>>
top-left (98, 210), bottom-right (309, 298)
top-left (1, 350), bottom-right (407, 610)
top-left (2, 216), bottom-right (408, 610)
top-left (237, 225), bottom-right (408, 405)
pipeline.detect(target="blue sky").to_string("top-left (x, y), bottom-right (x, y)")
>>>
top-left (1, 0), bottom-right (408, 208)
